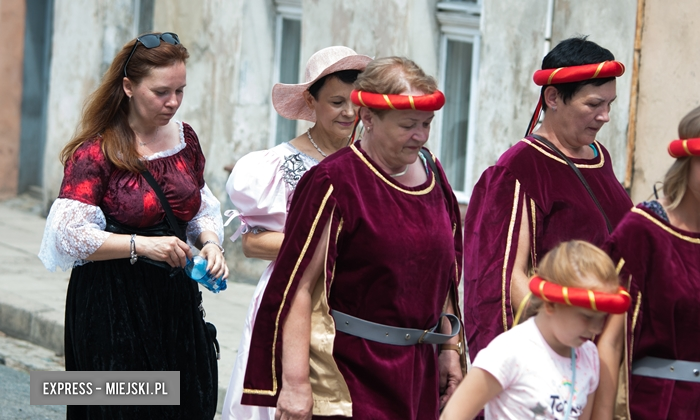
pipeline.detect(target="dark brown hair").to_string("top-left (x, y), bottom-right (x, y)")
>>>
top-left (60, 33), bottom-right (189, 172)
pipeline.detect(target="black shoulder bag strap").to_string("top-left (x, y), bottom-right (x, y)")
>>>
top-left (140, 169), bottom-right (185, 240)
top-left (142, 169), bottom-right (221, 359)
top-left (420, 148), bottom-right (442, 190)
top-left (530, 134), bottom-right (613, 233)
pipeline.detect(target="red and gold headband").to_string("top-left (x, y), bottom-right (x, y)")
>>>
top-left (351, 89), bottom-right (445, 111)
top-left (668, 138), bottom-right (700, 158)
top-left (532, 61), bottom-right (626, 87)
top-left (526, 60), bottom-right (626, 135)
top-left (529, 276), bottom-right (631, 314)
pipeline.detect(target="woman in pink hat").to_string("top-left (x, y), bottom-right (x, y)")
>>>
top-left (221, 46), bottom-right (371, 420)
top-left (594, 105), bottom-right (700, 419)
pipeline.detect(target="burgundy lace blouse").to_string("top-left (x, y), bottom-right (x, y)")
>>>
top-left (39, 121), bottom-right (223, 272)
top-left (59, 122), bottom-right (205, 227)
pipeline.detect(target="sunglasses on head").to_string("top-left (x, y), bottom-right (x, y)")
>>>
top-left (123, 32), bottom-right (181, 77)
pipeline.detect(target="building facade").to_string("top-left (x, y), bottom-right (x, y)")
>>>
top-left (2, 0), bottom-right (697, 282)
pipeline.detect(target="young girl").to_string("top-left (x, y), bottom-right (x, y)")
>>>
top-left (441, 240), bottom-right (630, 420)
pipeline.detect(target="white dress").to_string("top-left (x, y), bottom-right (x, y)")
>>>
top-left (222, 142), bottom-right (318, 420)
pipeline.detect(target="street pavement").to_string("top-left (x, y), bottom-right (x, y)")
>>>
top-left (0, 194), bottom-right (256, 416)
top-left (0, 331), bottom-right (65, 419)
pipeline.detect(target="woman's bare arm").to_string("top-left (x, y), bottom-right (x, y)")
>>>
top-left (241, 231), bottom-right (285, 260)
top-left (275, 219), bottom-right (330, 420)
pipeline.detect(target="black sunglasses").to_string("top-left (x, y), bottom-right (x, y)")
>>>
top-left (123, 32), bottom-right (181, 77)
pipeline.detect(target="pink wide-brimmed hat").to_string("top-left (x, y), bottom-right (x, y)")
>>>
top-left (272, 46), bottom-right (373, 122)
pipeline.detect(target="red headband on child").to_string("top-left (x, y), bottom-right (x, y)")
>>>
top-left (529, 276), bottom-right (631, 314)
top-left (668, 138), bottom-right (700, 158)
top-left (526, 60), bottom-right (626, 135)
top-left (351, 90), bottom-right (445, 111)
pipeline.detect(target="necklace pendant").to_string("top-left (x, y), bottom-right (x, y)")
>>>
top-left (137, 126), bottom-right (160, 148)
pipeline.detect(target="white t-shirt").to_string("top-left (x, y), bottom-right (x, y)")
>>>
top-left (472, 317), bottom-right (599, 419)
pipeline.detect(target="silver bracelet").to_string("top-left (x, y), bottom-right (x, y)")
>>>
top-left (129, 234), bottom-right (138, 265)
top-left (202, 240), bottom-right (224, 255)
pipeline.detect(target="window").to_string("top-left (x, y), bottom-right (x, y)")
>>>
top-left (271, 1), bottom-right (302, 146)
top-left (436, 1), bottom-right (481, 201)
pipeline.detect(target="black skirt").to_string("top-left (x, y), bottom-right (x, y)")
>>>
top-left (64, 258), bottom-right (218, 419)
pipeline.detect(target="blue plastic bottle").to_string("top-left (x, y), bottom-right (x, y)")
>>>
top-left (184, 255), bottom-right (227, 293)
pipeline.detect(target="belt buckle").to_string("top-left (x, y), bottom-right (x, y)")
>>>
top-left (417, 329), bottom-right (429, 344)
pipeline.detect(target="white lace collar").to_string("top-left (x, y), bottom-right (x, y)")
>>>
top-left (143, 120), bottom-right (186, 161)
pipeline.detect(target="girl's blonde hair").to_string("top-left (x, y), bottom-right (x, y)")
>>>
top-left (662, 105), bottom-right (700, 209)
top-left (537, 240), bottom-right (619, 290)
top-left (520, 240), bottom-right (619, 321)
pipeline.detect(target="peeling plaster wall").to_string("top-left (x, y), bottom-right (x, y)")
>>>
top-left (630, 0), bottom-right (700, 203)
top-left (302, 0), bottom-right (439, 71)
top-left (473, 0), bottom-right (545, 175)
top-left (154, 0), bottom-right (276, 283)
top-left (552, 0), bottom-right (636, 183)
top-left (472, 0), bottom-right (636, 187)
top-left (43, 0), bottom-right (138, 206)
top-left (300, 0), bottom-right (440, 137)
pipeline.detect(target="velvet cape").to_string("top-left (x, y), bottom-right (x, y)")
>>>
top-left (241, 143), bottom-right (464, 419)
top-left (605, 203), bottom-right (700, 419)
top-left (462, 137), bottom-right (632, 361)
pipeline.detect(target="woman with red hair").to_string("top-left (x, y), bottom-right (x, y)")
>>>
top-left (39, 33), bottom-right (224, 419)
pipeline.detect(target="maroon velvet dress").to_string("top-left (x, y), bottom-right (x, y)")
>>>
top-left (606, 202), bottom-right (700, 419)
top-left (59, 123), bottom-right (218, 419)
top-left (241, 143), bottom-right (463, 419)
top-left (462, 137), bottom-right (632, 362)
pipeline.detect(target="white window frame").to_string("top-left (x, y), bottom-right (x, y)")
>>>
top-left (435, 2), bottom-right (481, 202)
top-left (268, 0), bottom-right (302, 148)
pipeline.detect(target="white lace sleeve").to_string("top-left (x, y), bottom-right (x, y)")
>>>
top-left (186, 183), bottom-right (224, 246)
top-left (38, 198), bottom-right (112, 272)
